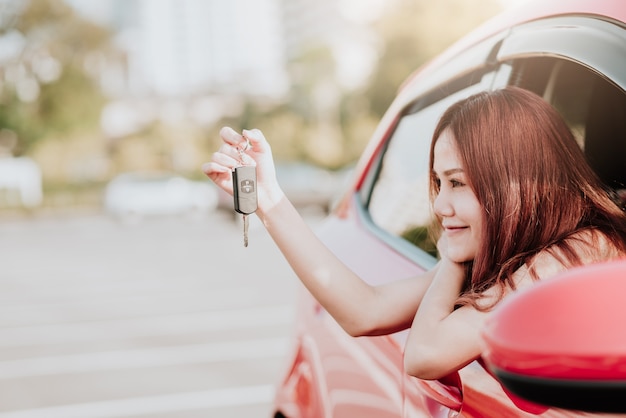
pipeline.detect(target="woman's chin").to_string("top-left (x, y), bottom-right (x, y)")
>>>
top-left (446, 250), bottom-right (474, 264)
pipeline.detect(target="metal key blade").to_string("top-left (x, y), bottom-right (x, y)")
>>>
top-left (243, 214), bottom-right (249, 247)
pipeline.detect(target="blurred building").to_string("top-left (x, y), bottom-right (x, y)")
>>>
top-left (67, 0), bottom-right (380, 100)
top-left (69, 0), bottom-right (288, 100)
top-left (64, 0), bottom-right (383, 171)
top-left (280, 0), bottom-right (381, 90)
top-left (132, 0), bottom-right (288, 99)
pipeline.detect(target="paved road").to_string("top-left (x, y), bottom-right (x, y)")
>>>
top-left (0, 209), bottom-right (313, 417)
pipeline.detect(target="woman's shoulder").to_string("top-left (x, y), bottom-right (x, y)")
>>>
top-left (520, 229), bottom-right (623, 286)
top-left (477, 229), bottom-right (625, 309)
top-left (565, 228), bottom-right (624, 261)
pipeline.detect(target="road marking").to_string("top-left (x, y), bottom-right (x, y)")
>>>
top-left (0, 337), bottom-right (291, 379)
top-left (0, 384), bottom-right (275, 417)
top-left (0, 285), bottom-right (292, 328)
top-left (0, 305), bottom-right (294, 347)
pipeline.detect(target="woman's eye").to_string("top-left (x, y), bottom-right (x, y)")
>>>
top-left (450, 179), bottom-right (465, 188)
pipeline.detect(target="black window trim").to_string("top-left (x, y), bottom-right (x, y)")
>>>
top-left (348, 13), bottom-right (626, 269)
top-left (497, 15), bottom-right (626, 93)
top-left (355, 67), bottom-right (501, 268)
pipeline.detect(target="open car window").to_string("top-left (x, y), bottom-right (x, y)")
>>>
top-left (365, 71), bottom-right (496, 261)
top-left (509, 57), bottom-right (626, 203)
top-left (364, 54), bottom-right (626, 261)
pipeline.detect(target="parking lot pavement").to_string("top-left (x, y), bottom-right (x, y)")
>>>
top-left (0, 210), bottom-right (307, 417)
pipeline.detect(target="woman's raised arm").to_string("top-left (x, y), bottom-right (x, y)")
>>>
top-left (203, 127), bottom-right (436, 336)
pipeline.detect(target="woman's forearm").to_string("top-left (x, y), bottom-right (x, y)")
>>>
top-left (257, 195), bottom-right (385, 335)
top-left (404, 260), bottom-right (483, 379)
top-left (205, 127), bottom-right (431, 337)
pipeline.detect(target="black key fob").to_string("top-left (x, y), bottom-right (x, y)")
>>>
top-left (232, 165), bottom-right (258, 215)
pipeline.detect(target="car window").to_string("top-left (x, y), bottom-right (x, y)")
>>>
top-left (366, 71), bottom-right (496, 259)
top-left (364, 53), bottom-right (626, 261)
top-left (510, 57), bottom-right (626, 196)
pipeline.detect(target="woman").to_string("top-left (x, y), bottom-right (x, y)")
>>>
top-left (203, 87), bottom-right (626, 380)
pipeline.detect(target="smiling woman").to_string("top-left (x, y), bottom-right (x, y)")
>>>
top-left (203, 87), bottom-right (626, 385)
top-left (431, 130), bottom-right (484, 264)
top-left (432, 88), bottom-right (626, 310)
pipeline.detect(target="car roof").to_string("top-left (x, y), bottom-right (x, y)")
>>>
top-left (401, 0), bottom-right (626, 94)
top-left (344, 0), bottom-right (626, 202)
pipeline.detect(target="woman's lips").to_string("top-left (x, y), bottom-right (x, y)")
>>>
top-left (444, 225), bottom-right (468, 234)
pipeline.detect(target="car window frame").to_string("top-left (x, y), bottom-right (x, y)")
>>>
top-left (494, 15), bottom-right (626, 193)
top-left (497, 15), bottom-right (626, 92)
top-left (354, 68), bottom-right (501, 268)
top-left (350, 14), bottom-right (626, 269)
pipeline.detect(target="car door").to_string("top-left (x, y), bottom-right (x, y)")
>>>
top-left (274, 8), bottom-right (626, 418)
top-left (289, 31), bottom-right (507, 418)
top-left (350, 41), bottom-right (506, 418)
top-left (497, 15), bottom-right (626, 195)
top-left (429, 14), bottom-right (626, 418)
top-left (359, 12), bottom-right (626, 418)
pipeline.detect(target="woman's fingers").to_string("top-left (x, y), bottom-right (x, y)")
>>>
top-left (217, 128), bottom-right (259, 167)
top-left (201, 161), bottom-right (233, 193)
top-left (202, 160), bottom-right (228, 176)
top-left (214, 144), bottom-right (240, 166)
top-left (219, 126), bottom-right (271, 157)
top-left (242, 128), bottom-right (269, 153)
top-left (204, 126), bottom-right (279, 204)
top-left (220, 126), bottom-right (250, 150)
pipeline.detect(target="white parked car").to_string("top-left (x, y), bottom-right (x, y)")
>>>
top-left (0, 156), bottom-right (43, 208)
top-left (104, 171), bottom-right (217, 220)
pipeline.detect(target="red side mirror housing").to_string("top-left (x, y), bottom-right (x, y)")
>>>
top-left (482, 259), bottom-right (626, 413)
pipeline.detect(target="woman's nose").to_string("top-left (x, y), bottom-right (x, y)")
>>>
top-left (433, 190), bottom-right (454, 217)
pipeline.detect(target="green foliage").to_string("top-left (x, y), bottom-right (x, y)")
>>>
top-left (287, 46), bottom-right (336, 121)
top-left (365, 0), bottom-right (502, 118)
top-left (401, 225), bottom-right (439, 258)
top-left (1, 66), bottom-right (105, 155)
top-left (0, 0), bottom-right (110, 155)
top-left (0, 0), bottom-right (504, 180)
top-left (230, 0), bottom-right (503, 168)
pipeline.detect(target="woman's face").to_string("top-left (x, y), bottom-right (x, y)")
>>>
top-left (432, 129), bottom-right (484, 263)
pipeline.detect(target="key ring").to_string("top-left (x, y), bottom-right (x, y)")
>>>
top-left (237, 134), bottom-right (251, 165)
top-left (237, 147), bottom-right (245, 165)
top-left (241, 134), bottom-right (251, 152)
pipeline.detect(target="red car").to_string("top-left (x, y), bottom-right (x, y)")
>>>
top-left (272, 0), bottom-right (626, 416)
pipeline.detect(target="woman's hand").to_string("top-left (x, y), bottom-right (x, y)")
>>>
top-left (434, 233), bottom-right (466, 288)
top-left (202, 129), bottom-right (445, 340)
top-left (202, 127), bottom-right (285, 215)
top-left (403, 233), bottom-right (480, 379)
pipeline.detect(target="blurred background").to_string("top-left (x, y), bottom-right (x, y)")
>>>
top-left (0, 0), bottom-right (508, 215)
top-left (0, 0), bottom-right (512, 416)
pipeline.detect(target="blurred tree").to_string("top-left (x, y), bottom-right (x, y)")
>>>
top-left (365, 0), bottom-right (502, 118)
top-left (287, 46), bottom-right (336, 122)
top-left (209, 46), bottom-right (340, 167)
top-left (0, 0), bottom-right (111, 155)
top-left (207, 0), bottom-right (503, 172)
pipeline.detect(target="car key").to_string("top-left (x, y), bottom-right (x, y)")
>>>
top-left (232, 135), bottom-right (257, 247)
top-left (233, 165), bottom-right (257, 214)
top-left (233, 165), bottom-right (257, 247)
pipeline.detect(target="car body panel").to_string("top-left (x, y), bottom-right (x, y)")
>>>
top-left (497, 16), bottom-right (626, 90)
top-left (274, 206), bottom-right (424, 418)
top-left (483, 260), bottom-right (626, 381)
top-left (482, 260), bottom-right (626, 414)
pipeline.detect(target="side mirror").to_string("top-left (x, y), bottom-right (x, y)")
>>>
top-left (482, 260), bottom-right (626, 414)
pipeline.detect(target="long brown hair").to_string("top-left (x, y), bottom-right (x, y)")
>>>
top-left (428, 86), bottom-right (626, 310)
